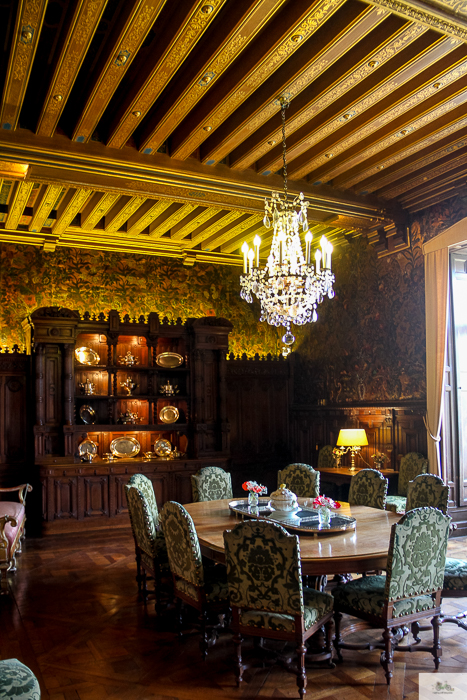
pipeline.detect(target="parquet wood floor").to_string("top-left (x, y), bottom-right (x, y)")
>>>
top-left (2, 530), bottom-right (466, 700)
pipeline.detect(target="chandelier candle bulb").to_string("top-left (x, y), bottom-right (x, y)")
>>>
top-left (315, 248), bottom-right (321, 273)
top-left (248, 248), bottom-right (254, 273)
top-left (305, 232), bottom-right (313, 265)
top-left (254, 235), bottom-right (261, 267)
top-left (327, 242), bottom-right (333, 270)
top-left (241, 241), bottom-right (248, 273)
top-left (320, 236), bottom-right (328, 267)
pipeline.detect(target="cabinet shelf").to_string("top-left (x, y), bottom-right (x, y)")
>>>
top-left (75, 394), bottom-right (189, 400)
top-left (71, 423), bottom-right (188, 431)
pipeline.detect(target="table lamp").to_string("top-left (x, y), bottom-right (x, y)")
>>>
top-left (336, 429), bottom-right (368, 470)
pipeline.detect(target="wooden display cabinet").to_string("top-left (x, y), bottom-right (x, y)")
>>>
top-left (23, 308), bottom-right (232, 531)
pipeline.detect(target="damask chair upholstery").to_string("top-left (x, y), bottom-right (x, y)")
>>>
top-left (160, 501), bottom-right (229, 658)
top-left (333, 507), bottom-right (451, 685)
top-left (223, 519), bottom-right (334, 699)
top-left (386, 452), bottom-right (428, 513)
top-left (277, 463), bottom-right (320, 498)
top-left (0, 483), bottom-right (32, 592)
top-left (348, 469), bottom-right (388, 510)
top-left (438, 559), bottom-right (467, 630)
top-left (0, 659), bottom-right (40, 699)
top-left (125, 474), bottom-right (169, 613)
top-left (191, 466), bottom-right (233, 502)
top-left (406, 473), bottom-right (449, 514)
top-left (317, 445), bottom-right (334, 469)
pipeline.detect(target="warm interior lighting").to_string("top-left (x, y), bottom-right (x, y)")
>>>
top-left (239, 97), bottom-right (335, 357)
top-left (0, 161), bottom-right (29, 180)
top-left (336, 429), bottom-right (368, 470)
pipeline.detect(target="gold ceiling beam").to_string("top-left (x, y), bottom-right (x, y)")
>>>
top-left (126, 200), bottom-right (172, 235)
top-left (172, 0), bottom-right (349, 160)
top-left (148, 203), bottom-right (196, 239)
top-left (170, 207), bottom-right (222, 241)
top-left (53, 188), bottom-right (92, 237)
top-left (139, 0), bottom-right (287, 155)
top-left (200, 214), bottom-right (263, 251)
top-left (230, 21), bottom-right (427, 172)
top-left (188, 211), bottom-right (245, 247)
top-left (36, 0), bottom-right (108, 137)
top-left (28, 184), bottom-right (63, 232)
top-left (5, 180), bottom-right (35, 229)
top-left (105, 195), bottom-right (146, 233)
top-left (363, 0), bottom-right (467, 41)
top-left (221, 220), bottom-right (265, 253)
top-left (81, 192), bottom-right (120, 230)
top-left (201, 3), bottom-right (388, 167)
top-left (0, 0), bottom-right (47, 131)
top-left (106, 0), bottom-right (226, 149)
top-left (72, 0), bottom-right (167, 143)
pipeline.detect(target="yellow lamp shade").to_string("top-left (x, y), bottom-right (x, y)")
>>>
top-left (336, 429), bottom-right (368, 447)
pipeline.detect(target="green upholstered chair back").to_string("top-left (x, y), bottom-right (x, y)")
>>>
top-left (317, 445), bottom-right (334, 469)
top-left (224, 519), bottom-right (304, 616)
top-left (160, 501), bottom-right (204, 586)
top-left (348, 468), bottom-right (388, 509)
top-left (385, 507), bottom-right (450, 603)
top-left (125, 481), bottom-right (158, 558)
top-left (277, 463), bottom-right (320, 498)
top-left (406, 474), bottom-right (449, 515)
top-left (127, 473), bottom-right (159, 527)
top-left (191, 466), bottom-right (233, 502)
top-left (398, 452), bottom-right (428, 496)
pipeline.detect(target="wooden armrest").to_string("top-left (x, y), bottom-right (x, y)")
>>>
top-left (0, 484), bottom-right (32, 505)
top-left (0, 515), bottom-right (17, 551)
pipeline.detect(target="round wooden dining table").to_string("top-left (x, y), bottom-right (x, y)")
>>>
top-left (184, 499), bottom-right (401, 576)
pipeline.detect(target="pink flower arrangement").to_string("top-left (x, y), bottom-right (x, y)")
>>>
top-left (313, 495), bottom-right (341, 509)
top-left (242, 480), bottom-right (267, 495)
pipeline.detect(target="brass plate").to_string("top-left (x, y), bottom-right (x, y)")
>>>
top-left (159, 405), bottom-right (179, 424)
top-left (75, 346), bottom-right (100, 365)
top-left (154, 438), bottom-right (172, 457)
top-left (110, 436), bottom-right (140, 458)
top-left (156, 352), bottom-right (183, 368)
top-left (78, 438), bottom-right (97, 457)
top-left (79, 405), bottom-right (96, 424)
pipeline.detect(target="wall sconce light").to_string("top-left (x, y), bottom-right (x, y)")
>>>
top-left (336, 429), bottom-right (368, 470)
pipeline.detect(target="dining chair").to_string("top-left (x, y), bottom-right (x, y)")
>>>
top-left (317, 445), bottom-right (334, 469)
top-left (191, 466), bottom-right (233, 502)
top-left (348, 468), bottom-right (388, 510)
top-left (0, 483), bottom-right (32, 592)
top-left (406, 473), bottom-right (449, 514)
top-left (333, 507), bottom-right (451, 685)
top-left (385, 452), bottom-right (428, 513)
top-left (438, 558), bottom-right (467, 630)
top-left (223, 519), bottom-right (334, 699)
top-left (277, 463), bottom-right (320, 498)
top-left (160, 501), bottom-right (230, 658)
top-left (125, 474), bottom-right (169, 614)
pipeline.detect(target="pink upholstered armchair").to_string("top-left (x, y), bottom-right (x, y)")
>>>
top-left (0, 484), bottom-right (32, 591)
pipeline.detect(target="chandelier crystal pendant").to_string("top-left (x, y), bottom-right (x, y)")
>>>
top-left (239, 97), bottom-right (335, 357)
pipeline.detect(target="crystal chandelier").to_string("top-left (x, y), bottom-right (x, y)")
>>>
top-left (240, 97), bottom-right (335, 357)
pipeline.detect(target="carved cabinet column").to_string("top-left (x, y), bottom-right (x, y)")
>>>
top-left (35, 344), bottom-right (45, 427)
top-left (63, 343), bottom-right (74, 426)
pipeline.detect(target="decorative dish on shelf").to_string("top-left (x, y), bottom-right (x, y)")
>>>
top-left (156, 352), bottom-right (184, 368)
top-left (78, 438), bottom-right (97, 458)
top-left (110, 436), bottom-right (140, 458)
top-left (154, 438), bottom-right (172, 457)
top-left (75, 347), bottom-right (100, 365)
top-left (79, 405), bottom-right (96, 424)
top-left (159, 405), bottom-right (179, 424)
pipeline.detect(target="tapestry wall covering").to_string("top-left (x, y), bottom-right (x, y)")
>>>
top-left (0, 194), bottom-right (465, 403)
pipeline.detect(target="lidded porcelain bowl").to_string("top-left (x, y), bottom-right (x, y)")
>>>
top-left (269, 484), bottom-right (299, 512)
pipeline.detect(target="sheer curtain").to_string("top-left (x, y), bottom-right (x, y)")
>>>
top-left (423, 219), bottom-right (467, 476)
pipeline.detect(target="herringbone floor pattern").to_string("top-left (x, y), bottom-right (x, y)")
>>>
top-left (2, 531), bottom-right (466, 699)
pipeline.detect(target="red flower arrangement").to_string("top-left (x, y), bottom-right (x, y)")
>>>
top-left (313, 495), bottom-right (341, 509)
top-left (242, 480), bottom-right (267, 495)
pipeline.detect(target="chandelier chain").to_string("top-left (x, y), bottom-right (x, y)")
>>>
top-left (280, 98), bottom-right (289, 202)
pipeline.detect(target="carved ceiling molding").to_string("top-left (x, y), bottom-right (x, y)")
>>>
top-left (363, 0), bottom-right (467, 40)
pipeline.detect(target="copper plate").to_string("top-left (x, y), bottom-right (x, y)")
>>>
top-left (110, 436), bottom-right (140, 458)
top-left (154, 438), bottom-right (172, 457)
top-left (75, 346), bottom-right (100, 365)
top-left (159, 405), bottom-right (179, 424)
top-left (156, 352), bottom-right (183, 368)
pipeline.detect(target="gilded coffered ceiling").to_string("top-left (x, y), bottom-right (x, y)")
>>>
top-left (0, 0), bottom-right (467, 264)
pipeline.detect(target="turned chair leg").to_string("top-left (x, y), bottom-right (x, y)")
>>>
top-left (381, 627), bottom-right (394, 685)
top-left (296, 642), bottom-right (307, 699)
top-left (324, 619), bottom-right (335, 667)
top-left (411, 620), bottom-right (421, 643)
top-left (432, 615), bottom-right (442, 669)
top-left (233, 632), bottom-right (244, 686)
top-left (333, 611), bottom-right (343, 661)
top-left (199, 609), bottom-right (209, 660)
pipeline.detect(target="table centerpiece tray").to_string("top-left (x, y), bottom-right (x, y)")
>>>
top-left (228, 499), bottom-right (356, 534)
